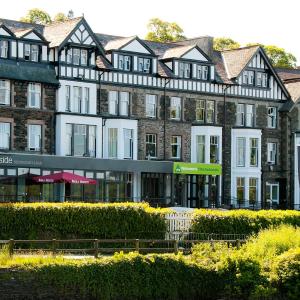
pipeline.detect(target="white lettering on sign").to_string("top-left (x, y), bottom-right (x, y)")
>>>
top-left (0, 156), bottom-right (13, 164)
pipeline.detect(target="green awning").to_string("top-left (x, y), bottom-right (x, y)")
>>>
top-left (173, 162), bottom-right (222, 175)
top-left (0, 60), bottom-right (59, 85)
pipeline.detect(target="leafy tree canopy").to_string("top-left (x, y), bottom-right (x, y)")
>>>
top-left (20, 8), bottom-right (52, 25)
top-left (213, 37), bottom-right (240, 51)
top-left (145, 18), bottom-right (185, 43)
top-left (53, 13), bottom-right (69, 23)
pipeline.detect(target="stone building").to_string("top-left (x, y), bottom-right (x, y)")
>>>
top-left (0, 17), bottom-right (296, 209)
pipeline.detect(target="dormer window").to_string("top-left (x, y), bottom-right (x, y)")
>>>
top-left (242, 70), bottom-right (254, 85)
top-left (24, 44), bottom-right (39, 62)
top-left (196, 65), bottom-right (208, 80)
top-left (257, 72), bottom-right (268, 88)
top-left (66, 48), bottom-right (89, 66)
top-left (118, 54), bottom-right (131, 71)
top-left (138, 57), bottom-right (151, 73)
top-left (0, 40), bottom-right (8, 58)
top-left (179, 62), bottom-right (191, 78)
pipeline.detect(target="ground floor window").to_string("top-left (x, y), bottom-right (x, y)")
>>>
top-left (236, 177), bottom-right (245, 203)
top-left (266, 182), bottom-right (279, 207)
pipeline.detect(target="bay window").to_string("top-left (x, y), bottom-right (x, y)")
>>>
top-left (66, 48), bottom-right (89, 66)
top-left (66, 124), bottom-right (96, 157)
top-left (0, 122), bottom-right (10, 150)
top-left (196, 135), bottom-right (205, 163)
top-left (210, 136), bottom-right (219, 163)
top-left (124, 129), bottom-right (133, 159)
top-left (0, 80), bottom-right (10, 105)
top-left (237, 137), bottom-right (246, 166)
top-left (146, 94), bottom-right (157, 118)
top-left (27, 83), bottom-right (41, 108)
top-left (108, 128), bottom-right (118, 158)
top-left (170, 97), bottom-right (181, 120)
top-left (171, 136), bottom-right (181, 159)
top-left (28, 124), bottom-right (41, 151)
top-left (250, 138), bottom-right (258, 166)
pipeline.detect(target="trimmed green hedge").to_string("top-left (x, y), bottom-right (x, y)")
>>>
top-left (190, 209), bottom-right (300, 235)
top-left (0, 203), bottom-right (167, 240)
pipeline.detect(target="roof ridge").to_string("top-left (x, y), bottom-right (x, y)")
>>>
top-left (222, 45), bottom-right (259, 53)
top-left (44, 16), bottom-right (82, 28)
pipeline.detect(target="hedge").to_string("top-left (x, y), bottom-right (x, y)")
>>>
top-left (0, 203), bottom-right (167, 240)
top-left (190, 209), bottom-right (300, 235)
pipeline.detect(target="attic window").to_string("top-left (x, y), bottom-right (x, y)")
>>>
top-left (179, 62), bottom-right (191, 78)
top-left (118, 54), bottom-right (131, 71)
top-left (242, 71), bottom-right (254, 85)
top-left (196, 65), bottom-right (208, 80)
top-left (24, 44), bottom-right (39, 62)
top-left (257, 72), bottom-right (268, 88)
top-left (0, 40), bottom-right (8, 58)
top-left (138, 57), bottom-right (151, 73)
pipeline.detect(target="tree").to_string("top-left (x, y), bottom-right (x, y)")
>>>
top-left (213, 37), bottom-right (240, 51)
top-left (54, 13), bottom-right (68, 23)
top-left (20, 8), bottom-right (52, 25)
top-left (145, 18), bottom-right (185, 43)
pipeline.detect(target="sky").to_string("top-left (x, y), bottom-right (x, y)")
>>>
top-left (1, 0), bottom-right (300, 62)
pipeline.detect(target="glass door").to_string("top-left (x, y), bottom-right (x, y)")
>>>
top-left (266, 182), bottom-right (279, 208)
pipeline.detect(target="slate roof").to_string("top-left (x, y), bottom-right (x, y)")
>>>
top-left (96, 55), bottom-right (112, 70)
top-left (222, 46), bottom-right (259, 79)
top-left (0, 18), bottom-right (43, 34)
top-left (104, 36), bottom-right (136, 51)
top-left (0, 59), bottom-right (59, 85)
top-left (43, 17), bottom-right (82, 47)
top-left (162, 44), bottom-right (196, 59)
top-left (276, 68), bottom-right (300, 82)
top-left (12, 28), bottom-right (33, 38)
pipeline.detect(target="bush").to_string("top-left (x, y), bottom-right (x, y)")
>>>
top-left (0, 203), bottom-right (167, 240)
top-left (190, 209), bottom-right (300, 235)
top-left (271, 247), bottom-right (300, 300)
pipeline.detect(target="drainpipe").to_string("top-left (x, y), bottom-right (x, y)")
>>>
top-left (163, 78), bottom-right (171, 160)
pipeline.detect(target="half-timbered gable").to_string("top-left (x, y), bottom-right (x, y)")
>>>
top-left (0, 24), bottom-right (16, 59)
top-left (99, 35), bottom-right (158, 75)
top-left (223, 46), bottom-right (289, 100)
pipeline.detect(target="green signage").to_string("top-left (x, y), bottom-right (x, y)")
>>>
top-left (173, 162), bottom-right (222, 175)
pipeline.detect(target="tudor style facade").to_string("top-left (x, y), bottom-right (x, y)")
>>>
top-left (0, 17), bottom-right (297, 209)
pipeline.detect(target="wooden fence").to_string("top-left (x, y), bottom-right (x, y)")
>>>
top-left (0, 238), bottom-right (246, 258)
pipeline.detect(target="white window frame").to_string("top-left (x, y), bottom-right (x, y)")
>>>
top-left (249, 178), bottom-right (258, 204)
top-left (179, 62), bottom-right (191, 78)
top-left (138, 57), bottom-right (151, 73)
top-left (196, 100), bottom-right (205, 122)
top-left (206, 100), bottom-right (215, 123)
top-left (27, 83), bottom-right (41, 108)
top-left (118, 54), bottom-right (131, 71)
top-left (0, 40), bottom-right (8, 58)
top-left (73, 86), bottom-right (82, 113)
top-left (266, 182), bottom-right (279, 204)
top-left (171, 135), bottom-right (181, 159)
top-left (146, 94), bottom-right (157, 118)
top-left (81, 49), bottom-right (88, 66)
top-left (237, 137), bottom-right (246, 167)
top-left (73, 49), bottom-right (80, 65)
top-left (210, 135), bottom-right (219, 163)
top-left (0, 80), bottom-right (10, 105)
top-left (267, 142), bottom-right (277, 164)
top-left (119, 92), bottom-right (130, 116)
top-left (84, 87), bottom-right (90, 114)
top-left (267, 107), bottom-right (277, 128)
top-left (28, 124), bottom-right (41, 151)
top-left (170, 97), bottom-right (181, 120)
top-left (65, 85), bottom-right (71, 111)
top-left (108, 91), bottom-right (118, 115)
top-left (236, 104), bottom-right (245, 126)
top-left (236, 177), bottom-right (245, 202)
top-left (0, 122), bottom-right (10, 150)
top-left (146, 133), bottom-right (157, 158)
top-left (246, 104), bottom-right (254, 127)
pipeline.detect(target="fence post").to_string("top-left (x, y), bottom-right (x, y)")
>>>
top-left (210, 239), bottom-right (215, 251)
top-left (174, 240), bottom-right (179, 254)
top-left (236, 239), bottom-right (240, 249)
top-left (94, 239), bottom-right (99, 258)
top-left (135, 239), bottom-right (139, 253)
top-left (52, 239), bottom-right (57, 257)
top-left (8, 239), bottom-right (14, 257)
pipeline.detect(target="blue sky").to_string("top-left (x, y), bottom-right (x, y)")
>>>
top-left (1, 0), bottom-right (299, 63)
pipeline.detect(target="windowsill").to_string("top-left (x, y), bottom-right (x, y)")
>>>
top-left (26, 106), bottom-right (42, 110)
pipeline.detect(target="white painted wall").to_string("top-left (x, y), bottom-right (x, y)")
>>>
top-left (103, 119), bottom-right (138, 160)
top-left (182, 48), bottom-right (207, 61)
top-left (121, 39), bottom-right (150, 54)
top-left (24, 32), bottom-right (41, 41)
top-left (231, 128), bottom-right (262, 207)
top-left (191, 126), bottom-right (222, 164)
top-left (0, 28), bottom-right (10, 36)
top-left (57, 80), bottom-right (97, 114)
top-left (56, 114), bottom-right (102, 157)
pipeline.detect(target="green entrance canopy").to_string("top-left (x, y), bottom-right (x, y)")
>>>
top-left (173, 162), bottom-right (222, 175)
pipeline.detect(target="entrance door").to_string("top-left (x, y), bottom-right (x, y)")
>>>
top-left (266, 182), bottom-right (279, 208)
